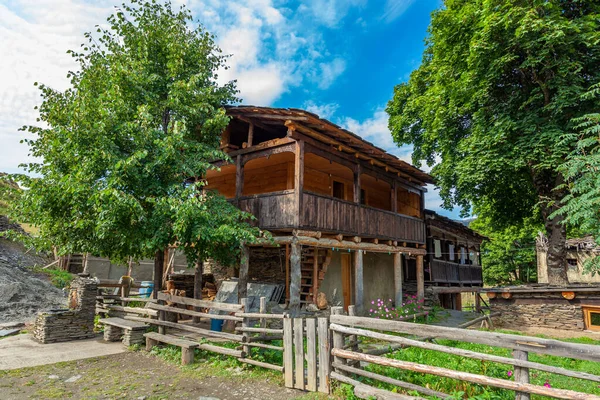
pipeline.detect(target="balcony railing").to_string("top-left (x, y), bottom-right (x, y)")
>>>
top-left (430, 259), bottom-right (483, 284)
top-left (234, 190), bottom-right (426, 244)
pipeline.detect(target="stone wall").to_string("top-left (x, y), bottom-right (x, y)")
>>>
top-left (32, 276), bottom-right (98, 343)
top-left (490, 289), bottom-right (600, 331)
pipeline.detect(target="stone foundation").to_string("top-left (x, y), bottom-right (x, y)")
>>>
top-left (32, 276), bottom-right (98, 343)
top-left (489, 287), bottom-right (600, 331)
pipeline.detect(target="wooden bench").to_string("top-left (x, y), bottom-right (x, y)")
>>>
top-left (99, 317), bottom-right (148, 346)
top-left (144, 332), bottom-right (199, 365)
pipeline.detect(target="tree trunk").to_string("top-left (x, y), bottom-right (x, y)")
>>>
top-left (153, 249), bottom-right (165, 300)
top-left (193, 258), bottom-right (203, 323)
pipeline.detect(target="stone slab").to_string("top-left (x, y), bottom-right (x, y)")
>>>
top-left (0, 334), bottom-right (126, 370)
top-left (99, 317), bottom-right (147, 330)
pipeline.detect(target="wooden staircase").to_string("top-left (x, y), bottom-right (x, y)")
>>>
top-left (300, 247), bottom-right (332, 304)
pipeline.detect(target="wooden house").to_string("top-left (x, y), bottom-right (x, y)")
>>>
top-left (203, 106), bottom-right (434, 313)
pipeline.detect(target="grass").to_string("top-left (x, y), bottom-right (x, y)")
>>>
top-left (29, 266), bottom-right (74, 289)
top-left (333, 330), bottom-right (600, 399)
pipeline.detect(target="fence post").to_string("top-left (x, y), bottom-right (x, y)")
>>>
top-left (348, 305), bottom-right (359, 352)
top-left (306, 318), bottom-right (317, 392)
top-left (293, 318), bottom-right (305, 390)
top-left (331, 306), bottom-right (345, 368)
top-left (513, 350), bottom-right (530, 400)
top-left (260, 296), bottom-right (267, 329)
top-left (241, 298), bottom-right (249, 358)
top-left (283, 315), bottom-right (294, 388)
top-left (317, 317), bottom-right (331, 394)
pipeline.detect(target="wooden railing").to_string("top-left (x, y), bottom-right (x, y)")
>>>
top-left (329, 310), bottom-right (600, 400)
top-left (237, 190), bottom-right (297, 230)
top-left (431, 260), bottom-right (483, 284)
top-left (301, 191), bottom-right (426, 243)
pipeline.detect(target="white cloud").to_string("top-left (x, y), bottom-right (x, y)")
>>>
top-left (317, 58), bottom-right (346, 89)
top-left (380, 0), bottom-right (416, 23)
top-left (303, 101), bottom-right (339, 119)
top-left (302, 0), bottom-right (366, 28)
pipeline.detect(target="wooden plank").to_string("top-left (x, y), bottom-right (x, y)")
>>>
top-left (514, 350), bottom-right (530, 400)
top-left (125, 316), bottom-right (244, 342)
top-left (143, 332), bottom-right (199, 348)
top-left (283, 317), bottom-right (294, 388)
top-left (98, 317), bottom-right (147, 330)
top-left (157, 293), bottom-right (243, 312)
top-left (235, 327), bottom-right (284, 334)
top-left (148, 303), bottom-right (242, 321)
top-left (317, 317), bottom-right (330, 394)
top-left (330, 323), bottom-right (600, 383)
top-left (332, 362), bottom-right (449, 399)
top-left (333, 349), bottom-right (599, 400)
top-left (330, 316), bottom-right (600, 363)
top-left (293, 318), bottom-right (305, 390)
top-left (306, 318), bottom-right (317, 392)
top-left (235, 312), bottom-right (285, 320)
top-left (103, 305), bottom-right (158, 317)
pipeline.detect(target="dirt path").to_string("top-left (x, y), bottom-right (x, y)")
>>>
top-left (0, 351), bottom-right (320, 400)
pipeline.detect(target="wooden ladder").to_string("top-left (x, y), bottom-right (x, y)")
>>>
top-left (300, 248), bottom-right (332, 304)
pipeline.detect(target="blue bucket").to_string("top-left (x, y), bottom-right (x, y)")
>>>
top-left (210, 319), bottom-right (224, 332)
top-left (139, 281), bottom-right (154, 298)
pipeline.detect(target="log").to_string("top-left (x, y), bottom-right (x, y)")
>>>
top-left (267, 236), bottom-right (427, 255)
top-left (332, 349), bottom-right (600, 400)
top-left (235, 312), bottom-right (285, 320)
top-left (332, 362), bottom-right (450, 399)
top-left (239, 358), bottom-right (284, 372)
top-left (247, 335), bottom-right (284, 342)
top-left (330, 372), bottom-right (421, 400)
top-left (244, 342), bottom-right (284, 351)
top-left (124, 316), bottom-right (244, 342)
top-left (457, 312), bottom-right (501, 329)
top-left (293, 229), bottom-right (321, 239)
top-left (329, 323), bottom-right (600, 383)
top-left (148, 303), bottom-right (242, 321)
top-left (197, 343), bottom-right (243, 358)
top-left (157, 293), bottom-right (243, 312)
top-left (330, 314), bottom-right (600, 362)
top-left (235, 327), bottom-right (284, 334)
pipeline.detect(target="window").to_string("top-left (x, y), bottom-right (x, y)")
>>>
top-left (470, 251), bottom-right (479, 266)
top-left (332, 181), bottom-right (345, 200)
top-left (460, 247), bottom-right (466, 265)
top-left (434, 240), bottom-right (442, 258)
top-left (583, 306), bottom-right (600, 332)
top-left (448, 244), bottom-right (455, 261)
top-left (567, 258), bottom-right (578, 267)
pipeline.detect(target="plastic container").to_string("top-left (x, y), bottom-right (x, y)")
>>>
top-left (139, 281), bottom-right (154, 298)
top-left (210, 319), bottom-right (224, 332)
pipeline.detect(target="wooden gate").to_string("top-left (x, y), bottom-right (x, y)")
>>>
top-left (283, 316), bottom-right (330, 394)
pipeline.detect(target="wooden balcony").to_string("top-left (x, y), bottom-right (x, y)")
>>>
top-left (430, 260), bottom-right (482, 284)
top-left (235, 190), bottom-right (426, 244)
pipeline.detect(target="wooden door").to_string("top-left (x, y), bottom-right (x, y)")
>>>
top-left (341, 254), bottom-right (352, 311)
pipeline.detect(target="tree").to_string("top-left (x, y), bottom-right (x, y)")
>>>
top-left (555, 84), bottom-right (600, 273)
top-left (387, 1), bottom-right (600, 285)
top-left (10, 1), bottom-right (263, 292)
top-left (470, 208), bottom-right (541, 285)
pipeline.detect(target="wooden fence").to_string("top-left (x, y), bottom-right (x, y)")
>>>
top-left (329, 307), bottom-right (600, 400)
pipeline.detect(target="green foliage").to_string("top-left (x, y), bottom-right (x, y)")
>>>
top-left (29, 266), bottom-right (74, 289)
top-left (9, 0), bottom-right (264, 265)
top-left (0, 174), bottom-right (20, 216)
top-left (387, 1), bottom-right (600, 276)
top-left (470, 209), bottom-right (542, 285)
top-left (367, 295), bottom-right (429, 322)
top-left (555, 83), bottom-right (600, 273)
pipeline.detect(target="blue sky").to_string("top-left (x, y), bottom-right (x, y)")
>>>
top-left (0, 0), bottom-right (459, 218)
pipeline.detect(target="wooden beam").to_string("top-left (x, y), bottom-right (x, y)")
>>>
top-left (289, 238), bottom-right (301, 314)
top-left (241, 142), bottom-right (296, 165)
top-left (286, 121), bottom-right (423, 185)
top-left (262, 236), bottom-right (427, 255)
top-left (353, 163), bottom-right (361, 204)
top-left (238, 113), bottom-right (308, 121)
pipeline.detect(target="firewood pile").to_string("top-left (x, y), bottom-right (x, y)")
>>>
top-left (202, 281), bottom-right (217, 300)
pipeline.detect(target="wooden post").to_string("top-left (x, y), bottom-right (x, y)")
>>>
top-left (475, 292), bottom-right (481, 313)
top-left (331, 306), bottom-right (345, 367)
top-left (153, 249), bottom-right (164, 300)
top-left (235, 154), bottom-right (244, 201)
top-left (353, 164), bottom-right (361, 204)
top-left (394, 252), bottom-right (403, 307)
top-left (391, 181), bottom-right (397, 213)
top-left (513, 350), bottom-right (530, 400)
top-left (241, 297), bottom-right (250, 357)
top-left (289, 238), bottom-right (301, 315)
top-left (193, 258), bottom-right (203, 323)
top-left (354, 250), bottom-right (364, 314)
top-left (285, 244), bottom-right (290, 304)
top-left (347, 305), bottom-right (359, 352)
top-left (247, 122), bottom-right (254, 147)
top-left (313, 247), bottom-right (319, 304)
top-left (82, 253), bottom-right (89, 275)
top-left (416, 254), bottom-right (425, 302)
top-left (126, 256), bottom-right (133, 277)
top-left (260, 296), bottom-right (267, 329)
top-left (238, 245), bottom-right (249, 302)
top-left (317, 317), bottom-right (331, 394)
top-left (294, 140), bottom-right (304, 226)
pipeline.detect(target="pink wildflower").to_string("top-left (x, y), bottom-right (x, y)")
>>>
top-left (369, 309), bottom-right (373, 313)
top-left (507, 371), bottom-right (513, 377)
top-left (544, 381), bottom-right (551, 388)
top-left (371, 300), bottom-right (375, 305)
